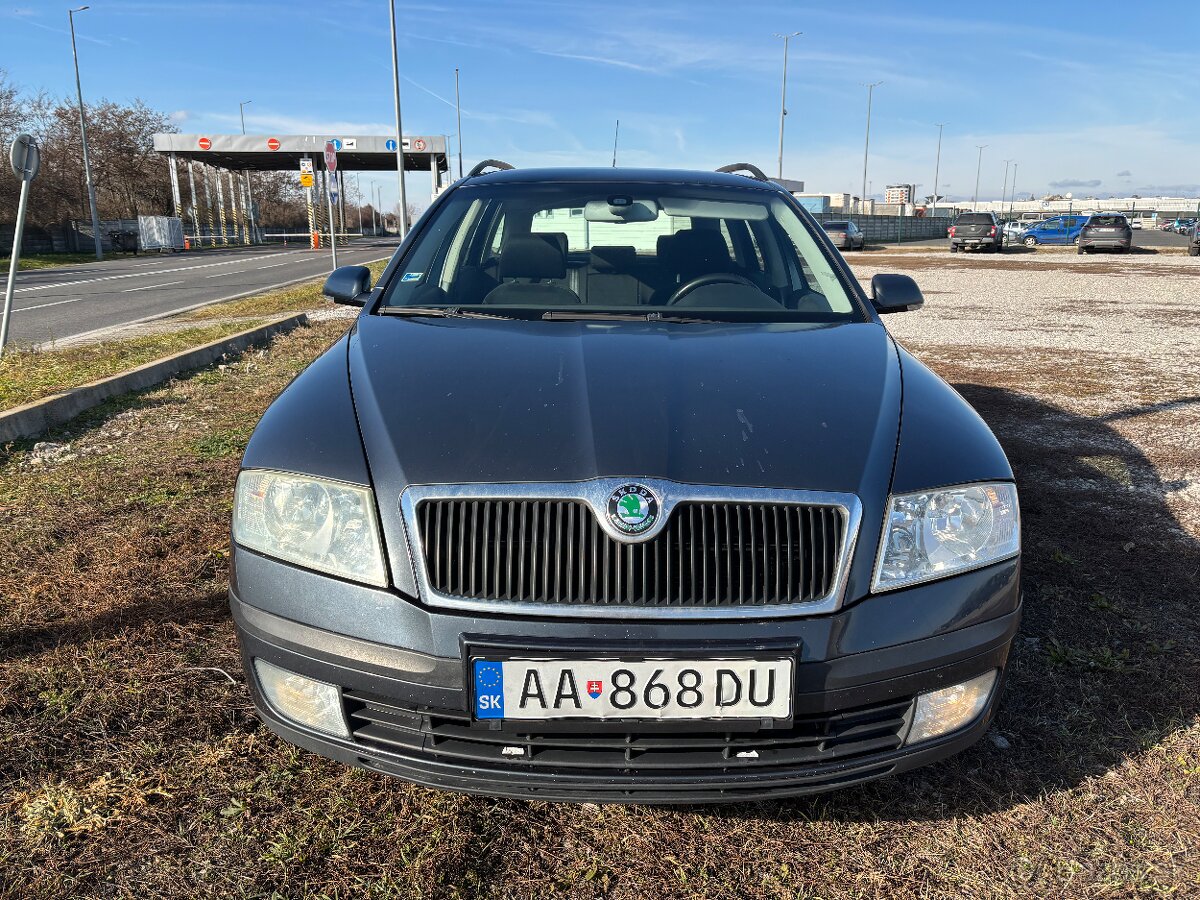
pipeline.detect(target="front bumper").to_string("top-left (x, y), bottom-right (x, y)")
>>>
top-left (230, 548), bottom-right (1020, 803)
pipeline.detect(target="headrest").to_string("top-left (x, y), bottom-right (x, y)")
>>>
top-left (656, 234), bottom-right (675, 266)
top-left (670, 228), bottom-right (733, 279)
top-left (499, 236), bottom-right (566, 280)
top-left (534, 232), bottom-right (568, 258)
top-left (590, 245), bottom-right (637, 271)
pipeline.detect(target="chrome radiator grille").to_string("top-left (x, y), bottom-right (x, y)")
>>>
top-left (414, 497), bottom-right (845, 608)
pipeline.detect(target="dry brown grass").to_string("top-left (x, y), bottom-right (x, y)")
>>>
top-left (0, 289), bottom-right (1198, 897)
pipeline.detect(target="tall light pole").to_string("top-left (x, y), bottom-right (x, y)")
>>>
top-left (69, 6), bottom-right (102, 261)
top-left (773, 31), bottom-right (801, 180)
top-left (931, 123), bottom-right (945, 218)
top-left (1001, 158), bottom-right (1012, 218)
top-left (1008, 163), bottom-right (1018, 220)
top-left (454, 67), bottom-right (463, 179)
top-left (389, 0), bottom-right (410, 238)
top-left (860, 81), bottom-right (883, 217)
top-left (612, 120), bottom-right (619, 167)
top-left (972, 145), bottom-right (987, 211)
top-left (238, 100), bottom-right (258, 243)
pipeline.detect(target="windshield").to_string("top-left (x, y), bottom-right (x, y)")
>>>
top-left (378, 182), bottom-right (861, 322)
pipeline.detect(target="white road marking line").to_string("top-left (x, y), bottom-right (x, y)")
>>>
top-left (122, 280), bottom-right (184, 292)
top-left (12, 253), bottom-right (287, 294)
top-left (16, 297), bottom-right (85, 313)
top-left (204, 269), bottom-right (245, 278)
top-left (257, 261), bottom-right (294, 270)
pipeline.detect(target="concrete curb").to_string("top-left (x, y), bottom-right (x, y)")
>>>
top-left (0, 313), bottom-right (309, 443)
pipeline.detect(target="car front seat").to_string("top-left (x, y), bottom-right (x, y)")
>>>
top-left (483, 236), bottom-right (580, 305)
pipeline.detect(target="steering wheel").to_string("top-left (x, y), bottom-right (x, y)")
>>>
top-left (667, 272), bottom-right (760, 306)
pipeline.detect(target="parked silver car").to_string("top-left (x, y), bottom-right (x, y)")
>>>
top-left (821, 220), bottom-right (866, 251)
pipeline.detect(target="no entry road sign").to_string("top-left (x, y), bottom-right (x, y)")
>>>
top-left (198, 137), bottom-right (211, 150)
top-left (267, 137), bottom-right (281, 151)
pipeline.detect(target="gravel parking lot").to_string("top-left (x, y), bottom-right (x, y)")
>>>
top-left (858, 250), bottom-right (1200, 536)
top-left (1, 250), bottom-right (1197, 897)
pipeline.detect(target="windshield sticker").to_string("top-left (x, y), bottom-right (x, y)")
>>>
top-left (401, 272), bottom-right (423, 282)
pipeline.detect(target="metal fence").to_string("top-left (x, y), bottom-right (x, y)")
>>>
top-left (812, 212), bottom-right (951, 244)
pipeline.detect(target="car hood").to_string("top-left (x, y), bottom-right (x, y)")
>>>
top-left (348, 315), bottom-right (900, 494)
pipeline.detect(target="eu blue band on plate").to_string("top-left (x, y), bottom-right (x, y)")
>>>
top-left (474, 660), bottom-right (504, 718)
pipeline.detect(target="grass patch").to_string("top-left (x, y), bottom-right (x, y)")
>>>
top-left (0, 321), bottom-right (265, 410)
top-left (0, 253), bottom-right (104, 273)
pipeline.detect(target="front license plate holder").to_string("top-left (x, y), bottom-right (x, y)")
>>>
top-left (465, 646), bottom-right (796, 727)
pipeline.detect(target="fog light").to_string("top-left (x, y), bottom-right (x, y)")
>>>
top-left (905, 671), bottom-right (997, 745)
top-left (253, 658), bottom-right (348, 738)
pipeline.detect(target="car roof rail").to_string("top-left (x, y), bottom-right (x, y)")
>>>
top-left (715, 163), bottom-right (770, 182)
top-left (466, 159), bottom-right (516, 178)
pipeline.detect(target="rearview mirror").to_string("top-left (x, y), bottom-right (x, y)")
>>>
top-left (323, 265), bottom-right (373, 306)
top-left (870, 274), bottom-right (924, 314)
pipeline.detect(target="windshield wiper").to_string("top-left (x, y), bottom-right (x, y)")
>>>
top-left (541, 310), bottom-right (725, 324)
top-left (377, 306), bottom-right (516, 320)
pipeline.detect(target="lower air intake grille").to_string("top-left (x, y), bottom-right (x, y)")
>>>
top-left (415, 498), bottom-right (844, 607)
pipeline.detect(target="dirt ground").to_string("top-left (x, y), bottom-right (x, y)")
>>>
top-left (1, 249), bottom-right (1197, 898)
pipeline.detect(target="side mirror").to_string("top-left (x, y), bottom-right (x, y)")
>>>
top-left (871, 273), bottom-right (924, 314)
top-left (323, 265), bottom-right (373, 306)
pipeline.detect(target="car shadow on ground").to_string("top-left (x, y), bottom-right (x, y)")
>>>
top-left (717, 384), bottom-right (1200, 821)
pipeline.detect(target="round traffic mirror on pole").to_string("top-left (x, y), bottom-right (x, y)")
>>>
top-left (10, 132), bottom-right (41, 181)
top-left (3, 133), bottom-right (42, 355)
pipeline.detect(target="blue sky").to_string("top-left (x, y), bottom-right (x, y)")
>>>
top-left (3, 0), bottom-right (1198, 212)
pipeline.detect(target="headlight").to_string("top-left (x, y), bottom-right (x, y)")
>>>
top-left (872, 482), bottom-right (1019, 591)
top-left (233, 469), bottom-right (387, 586)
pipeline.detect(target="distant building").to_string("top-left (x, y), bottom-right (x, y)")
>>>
top-left (885, 184), bottom-right (916, 205)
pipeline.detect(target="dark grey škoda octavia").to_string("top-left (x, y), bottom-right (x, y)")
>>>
top-left (230, 162), bottom-right (1021, 803)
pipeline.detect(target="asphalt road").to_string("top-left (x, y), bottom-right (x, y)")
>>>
top-left (4, 238), bottom-right (399, 347)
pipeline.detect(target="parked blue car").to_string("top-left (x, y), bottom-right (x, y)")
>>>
top-left (1020, 215), bottom-right (1088, 247)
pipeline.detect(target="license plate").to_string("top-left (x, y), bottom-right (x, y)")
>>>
top-left (472, 657), bottom-right (793, 721)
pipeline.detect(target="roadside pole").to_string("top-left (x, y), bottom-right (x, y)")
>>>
top-left (325, 141), bottom-right (339, 270)
top-left (2, 134), bottom-right (41, 357)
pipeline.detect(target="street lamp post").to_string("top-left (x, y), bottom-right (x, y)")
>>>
top-left (931, 123), bottom-right (945, 218)
top-left (1001, 159), bottom-right (1012, 218)
top-left (860, 81), bottom-right (883, 217)
top-left (454, 67), bottom-right (463, 179)
top-left (1008, 163), bottom-right (1018, 220)
top-left (68, 6), bottom-right (102, 261)
top-left (972, 144), bottom-right (987, 212)
top-left (239, 99), bottom-right (259, 243)
top-left (773, 31), bottom-right (801, 180)
top-left (389, 0), bottom-right (410, 238)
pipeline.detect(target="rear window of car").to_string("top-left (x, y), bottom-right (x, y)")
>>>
top-left (822, 222), bottom-right (848, 230)
top-left (955, 214), bottom-right (993, 225)
top-left (1088, 216), bottom-right (1127, 227)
